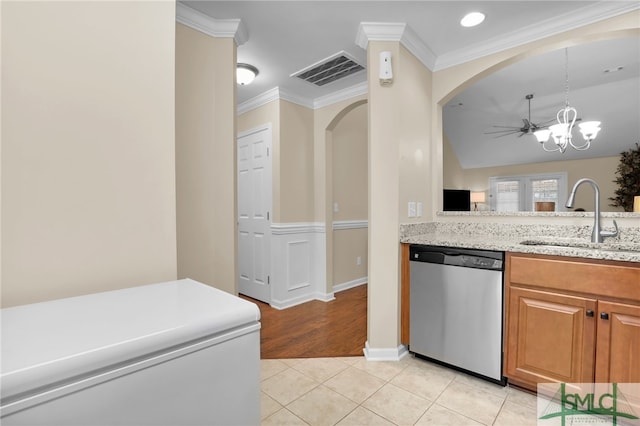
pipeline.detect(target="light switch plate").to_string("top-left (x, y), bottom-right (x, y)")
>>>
top-left (408, 201), bottom-right (416, 217)
top-left (417, 202), bottom-right (423, 217)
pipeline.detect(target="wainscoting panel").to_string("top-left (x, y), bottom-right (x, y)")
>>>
top-left (270, 223), bottom-right (332, 309)
top-left (286, 240), bottom-right (311, 291)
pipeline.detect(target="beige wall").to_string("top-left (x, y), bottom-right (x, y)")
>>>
top-left (279, 101), bottom-right (315, 223)
top-left (398, 46), bottom-right (434, 223)
top-left (332, 103), bottom-right (368, 287)
top-left (175, 24), bottom-right (237, 295)
top-left (332, 229), bottom-right (368, 286)
top-left (1, 1), bottom-right (177, 307)
top-left (367, 42), bottom-right (433, 350)
top-left (442, 135), bottom-right (465, 189)
top-left (332, 103), bottom-right (368, 221)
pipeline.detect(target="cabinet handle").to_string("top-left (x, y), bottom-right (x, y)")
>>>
top-left (600, 312), bottom-right (609, 320)
top-left (586, 309), bottom-right (594, 317)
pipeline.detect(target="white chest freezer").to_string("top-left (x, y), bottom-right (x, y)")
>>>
top-left (0, 279), bottom-right (261, 425)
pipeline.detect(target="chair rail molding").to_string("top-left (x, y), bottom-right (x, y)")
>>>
top-left (332, 220), bottom-right (368, 230)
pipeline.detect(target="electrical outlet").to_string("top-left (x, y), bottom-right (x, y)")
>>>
top-left (357, 256), bottom-right (362, 266)
top-left (417, 202), bottom-right (423, 217)
top-left (333, 202), bottom-right (339, 213)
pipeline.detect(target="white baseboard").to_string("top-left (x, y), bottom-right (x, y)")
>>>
top-left (363, 342), bottom-right (409, 361)
top-left (333, 277), bottom-right (367, 293)
top-left (314, 291), bottom-right (336, 302)
top-left (269, 294), bottom-right (315, 310)
top-left (270, 291), bottom-right (335, 310)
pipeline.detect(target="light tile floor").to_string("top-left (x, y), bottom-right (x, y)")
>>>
top-left (260, 355), bottom-right (538, 425)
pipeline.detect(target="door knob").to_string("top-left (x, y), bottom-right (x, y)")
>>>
top-left (600, 312), bottom-right (609, 320)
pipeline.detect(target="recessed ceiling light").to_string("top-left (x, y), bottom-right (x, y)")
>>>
top-left (460, 12), bottom-right (485, 27)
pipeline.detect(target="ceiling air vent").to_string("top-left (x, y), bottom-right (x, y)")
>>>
top-left (291, 51), bottom-right (365, 87)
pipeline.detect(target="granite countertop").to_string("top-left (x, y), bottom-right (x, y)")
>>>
top-left (400, 222), bottom-right (640, 263)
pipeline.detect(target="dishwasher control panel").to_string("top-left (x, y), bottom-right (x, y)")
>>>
top-left (458, 255), bottom-right (502, 270)
top-left (410, 245), bottom-right (504, 271)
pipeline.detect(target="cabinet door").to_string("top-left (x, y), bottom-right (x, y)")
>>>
top-left (595, 300), bottom-right (640, 383)
top-left (506, 287), bottom-right (597, 387)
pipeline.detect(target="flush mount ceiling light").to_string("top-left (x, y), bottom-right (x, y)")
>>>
top-left (237, 63), bottom-right (259, 85)
top-left (460, 12), bottom-right (485, 27)
top-left (533, 48), bottom-right (602, 153)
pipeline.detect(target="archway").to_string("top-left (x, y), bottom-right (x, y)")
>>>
top-left (323, 99), bottom-right (368, 298)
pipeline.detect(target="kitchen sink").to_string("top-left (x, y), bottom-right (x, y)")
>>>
top-left (519, 238), bottom-right (640, 253)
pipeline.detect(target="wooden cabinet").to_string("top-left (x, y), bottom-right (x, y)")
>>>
top-left (506, 287), bottom-right (596, 385)
top-left (505, 253), bottom-right (640, 392)
top-left (595, 300), bottom-right (640, 383)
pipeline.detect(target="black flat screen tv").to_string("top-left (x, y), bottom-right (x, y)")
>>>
top-left (443, 189), bottom-right (471, 211)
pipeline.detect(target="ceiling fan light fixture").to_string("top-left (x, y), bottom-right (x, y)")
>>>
top-left (534, 129), bottom-right (551, 143)
top-left (237, 63), bottom-right (259, 85)
top-left (538, 48), bottom-right (602, 153)
top-left (578, 121), bottom-right (601, 142)
top-left (460, 12), bottom-right (485, 27)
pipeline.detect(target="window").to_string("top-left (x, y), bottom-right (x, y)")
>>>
top-left (489, 173), bottom-right (568, 212)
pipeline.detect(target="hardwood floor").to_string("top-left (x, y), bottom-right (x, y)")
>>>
top-left (241, 284), bottom-right (367, 359)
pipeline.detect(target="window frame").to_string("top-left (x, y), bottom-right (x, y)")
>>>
top-left (489, 172), bottom-right (568, 212)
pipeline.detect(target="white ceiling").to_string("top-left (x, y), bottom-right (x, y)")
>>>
top-left (180, 1), bottom-right (640, 168)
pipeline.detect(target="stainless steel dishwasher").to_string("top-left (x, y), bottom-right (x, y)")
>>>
top-left (409, 244), bottom-right (505, 385)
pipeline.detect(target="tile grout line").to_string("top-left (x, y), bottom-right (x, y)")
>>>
top-left (262, 356), bottom-right (535, 426)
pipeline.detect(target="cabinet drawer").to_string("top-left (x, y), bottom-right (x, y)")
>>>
top-left (508, 253), bottom-right (640, 302)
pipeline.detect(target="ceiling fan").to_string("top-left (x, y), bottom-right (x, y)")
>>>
top-left (485, 94), bottom-right (557, 138)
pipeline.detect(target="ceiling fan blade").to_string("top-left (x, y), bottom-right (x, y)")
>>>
top-left (484, 129), bottom-right (522, 135)
top-left (492, 130), bottom-right (522, 138)
top-left (537, 118), bottom-right (557, 126)
top-left (490, 125), bottom-right (523, 129)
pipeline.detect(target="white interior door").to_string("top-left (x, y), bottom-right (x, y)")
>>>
top-left (237, 125), bottom-right (272, 303)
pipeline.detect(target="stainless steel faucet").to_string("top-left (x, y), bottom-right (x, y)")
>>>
top-left (565, 178), bottom-right (618, 243)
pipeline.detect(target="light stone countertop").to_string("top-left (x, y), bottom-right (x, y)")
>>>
top-left (400, 222), bottom-right (640, 263)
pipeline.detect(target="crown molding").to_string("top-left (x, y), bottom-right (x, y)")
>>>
top-left (356, 22), bottom-right (406, 48)
top-left (236, 87), bottom-right (313, 114)
top-left (398, 23), bottom-right (437, 71)
top-left (313, 81), bottom-right (368, 109)
top-left (434, 1), bottom-right (640, 71)
top-left (356, 22), bottom-right (437, 71)
top-left (176, 3), bottom-right (248, 45)
top-left (237, 87), bottom-right (281, 115)
top-left (279, 88), bottom-right (315, 109)
top-left (238, 82), bottom-right (369, 114)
